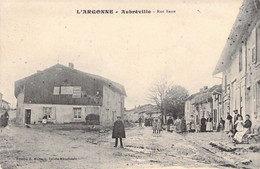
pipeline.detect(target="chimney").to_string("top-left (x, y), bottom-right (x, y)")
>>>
top-left (204, 86), bottom-right (208, 90)
top-left (69, 63), bottom-right (74, 69)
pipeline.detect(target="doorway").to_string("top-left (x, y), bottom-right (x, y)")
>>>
top-left (25, 109), bottom-right (31, 124)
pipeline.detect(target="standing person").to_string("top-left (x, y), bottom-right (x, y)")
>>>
top-left (190, 119), bottom-right (195, 132)
top-left (233, 110), bottom-right (239, 134)
top-left (157, 117), bottom-right (162, 134)
top-left (0, 110), bottom-right (9, 128)
top-left (224, 112), bottom-right (233, 133)
top-left (167, 116), bottom-right (174, 131)
top-left (181, 117), bottom-right (186, 133)
top-left (220, 117), bottom-right (225, 131)
top-left (206, 114), bottom-right (213, 132)
top-left (138, 117), bottom-right (142, 127)
top-left (200, 116), bottom-right (206, 132)
top-left (175, 116), bottom-right (182, 133)
top-left (112, 116), bottom-right (126, 148)
top-left (152, 117), bottom-right (157, 134)
top-left (217, 117), bottom-right (225, 131)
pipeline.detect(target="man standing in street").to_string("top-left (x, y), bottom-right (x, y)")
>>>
top-left (138, 116), bottom-right (142, 127)
top-left (112, 116), bottom-right (126, 148)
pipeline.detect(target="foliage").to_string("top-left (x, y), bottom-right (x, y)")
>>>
top-left (147, 79), bottom-right (188, 122)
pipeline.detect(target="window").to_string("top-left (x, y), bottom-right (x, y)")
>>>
top-left (239, 49), bottom-right (242, 72)
top-left (73, 108), bottom-right (82, 119)
top-left (43, 107), bottom-right (56, 119)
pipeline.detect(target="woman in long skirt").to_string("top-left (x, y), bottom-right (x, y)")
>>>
top-left (206, 116), bottom-right (213, 132)
top-left (224, 113), bottom-right (233, 133)
top-left (175, 116), bottom-right (182, 133)
top-left (157, 118), bottom-right (162, 134)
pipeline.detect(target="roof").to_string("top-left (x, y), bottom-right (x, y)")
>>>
top-left (15, 64), bottom-right (126, 96)
top-left (186, 85), bottom-right (222, 104)
top-left (2, 99), bottom-right (10, 104)
top-left (125, 104), bottom-right (160, 114)
top-left (213, 0), bottom-right (260, 75)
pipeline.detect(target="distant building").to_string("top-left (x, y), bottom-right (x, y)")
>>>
top-left (0, 92), bottom-right (10, 112)
top-left (185, 85), bottom-right (222, 129)
top-left (15, 63), bottom-right (126, 126)
top-left (124, 104), bottom-right (161, 122)
top-left (213, 0), bottom-right (260, 125)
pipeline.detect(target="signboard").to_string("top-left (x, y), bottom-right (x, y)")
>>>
top-left (53, 87), bottom-right (60, 95)
top-left (61, 86), bottom-right (73, 95)
top-left (72, 86), bottom-right (81, 98)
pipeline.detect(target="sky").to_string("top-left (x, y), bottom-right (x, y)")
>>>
top-left (0, 0), bottom-right (242, 109)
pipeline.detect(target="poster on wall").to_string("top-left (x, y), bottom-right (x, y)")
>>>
top-left (72, 86), bottom-right (81, 98)
top-left (60, 86), bottom-right (73, 95)
top-left (53, 87), bottom-right (60, 95)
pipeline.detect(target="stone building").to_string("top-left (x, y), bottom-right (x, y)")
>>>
top-left (124, 104), bottom-right (161, 122)
top-left (213, 0), bottom-right (260, 125)
top-left (15, 63), bottom-right (126, 126)
top-left (185, 85), bottom-right (222, 129)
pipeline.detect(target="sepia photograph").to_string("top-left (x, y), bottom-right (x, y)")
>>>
top-left (0, 0), bottom-right (260, 168)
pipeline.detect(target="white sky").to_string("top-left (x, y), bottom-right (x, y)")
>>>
top-left (0, 0), bottom-right (242, 109)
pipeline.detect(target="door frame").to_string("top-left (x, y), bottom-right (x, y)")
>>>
top-left (25, 109), bottom-right (31, 124)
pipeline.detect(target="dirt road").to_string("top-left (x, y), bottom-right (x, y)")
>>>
top-left (0, 124), bottom-right (259, 169)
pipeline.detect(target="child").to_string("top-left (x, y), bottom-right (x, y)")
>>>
top-left (235, 116), bottom-right (244, 132)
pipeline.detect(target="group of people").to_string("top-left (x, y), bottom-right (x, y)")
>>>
top-left (224, 110), bottom-right (252, 144)
top-left (200, 115), bottom-right (214, 132)
top-left (152, 117), bottom-right (162, 134)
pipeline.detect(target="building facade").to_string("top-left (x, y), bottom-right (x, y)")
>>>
top-left (0, 92), bottom-right (10, 113)
top-left (124, 104), bottom-right (161, 122)
top-left (15, 63), bottom-right (126, 126)
top-left (185, 85), bottom-right (222, 130)
top-left (213, 0), bottom-right (260, 126)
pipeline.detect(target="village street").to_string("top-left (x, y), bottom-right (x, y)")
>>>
top-left (1, 123), bottom-right (260, 169)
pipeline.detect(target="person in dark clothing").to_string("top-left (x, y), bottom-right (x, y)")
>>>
top-left (0, 110), bottom-right (9, 127)
top-left (224, 113), bottom-right (233, 132)
top-left (138, 117), bottom-right (142, 127)
top-left (181, 117), bottom-right (186, 133)
top-left (112, 116), bottom-right (126, 148)
top-left (200, 116), bottom-right (206, 132)
top-left (243, 115), bottom-right (252, 132)
top-left (221, 118), bottom-right (225, 130)
top-left (217, 117), bottom-right (225, 131)
top-left (167, 117), bottom-right (174, 131)
top-left (233, 110), bottom-right (239, 133)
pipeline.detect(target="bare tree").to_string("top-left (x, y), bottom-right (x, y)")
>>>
top-left (147, 79), bottom-right (172, 124)
top-left (147, 79), bottom-right (189, 124)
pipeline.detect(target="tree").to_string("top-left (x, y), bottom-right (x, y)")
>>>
top-left (165, 85), bottom-right (189, 119)
top-left (147, 79), bottom-right (189, 124)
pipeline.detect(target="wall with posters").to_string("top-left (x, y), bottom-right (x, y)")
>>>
top-left (15, 63), bottom-right (126, 126)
